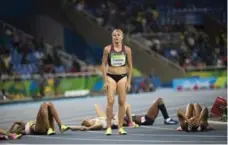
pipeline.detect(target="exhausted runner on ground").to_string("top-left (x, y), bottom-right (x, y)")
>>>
top-left (176, 103), bottom-right (213, 132)
top-left (7, 102), bottom-right (70, 135)
top-left (126, 97), bottom-right (178, 126)
top-left (70, 103), bottom-right (139, 131)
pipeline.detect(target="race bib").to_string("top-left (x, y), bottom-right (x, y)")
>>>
top-left (110, 53), bottom-right (126, 66)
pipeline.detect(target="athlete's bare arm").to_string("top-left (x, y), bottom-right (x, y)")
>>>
top-left (7, 121), bottom-right (25, 133)
top-left (125, 46), bottom-right (133, 90)
top-left (101, 46), bottom-right (110, 90)
top-left (86, 122), bottom-right (103, 130)
top-left (70, 126), bottom-right (87, 131)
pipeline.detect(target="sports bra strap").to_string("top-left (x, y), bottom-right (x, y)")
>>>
top-left (110, 44), bottom-right (114, 52)
top-left (122, 44), bottom-right (126, 53)
top-left (110, 44), bottom-right (125, 53)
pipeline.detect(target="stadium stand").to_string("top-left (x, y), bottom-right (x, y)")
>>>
top-left (70, 0), bottom-right (227, 70)
top-left (0, 20), bottom-right (97, 76)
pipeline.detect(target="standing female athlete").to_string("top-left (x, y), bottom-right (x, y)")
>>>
top-left (101, 29), bottom-right (133, 135)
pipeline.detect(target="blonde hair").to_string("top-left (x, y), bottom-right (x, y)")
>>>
top-left (81, 120), bottom-right (91, 127)
top-left (112, 29), bottom-right (124, 37)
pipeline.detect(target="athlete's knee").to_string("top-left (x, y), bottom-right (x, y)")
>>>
top-left (202, 107), bottom-right (208, 111)
top-left (187, 103), bottom-right (194, 107)
top-left (125, 103), bottom-right (130, 108)
top-left (47, 102), bottom-right (54, 107)
top-left (157, 97), bottom-right (164, 104)
top-left (107, 98), bottom-right (114, 106)
top-left (176, 108), bottom-right (182, 117)
top-left (193, 103), bottom-right (200, 107)
top-left (118, 97), bottom-right (126, 106)
top-left (202, 107), bottom-right (209, 115)
top-left (157, 97), bottom-right (163, 101)
top-left (41, 102), bottom-right (48, 108)
top-left (40, 106), bottom-right (48, 116)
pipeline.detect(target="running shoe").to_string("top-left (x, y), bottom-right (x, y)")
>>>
top-left (118, 127), bottom-right (127, 135)
top-left (164, 118), bottom-right (178, 125)
top-left (61, 125), bottom-right (70, 133)
top-left (105, 127), bottom-right (112, 135)
top-left (47, 128), bottom-right (55, 135)
top-left (128, 122), bottom-right (139, 128)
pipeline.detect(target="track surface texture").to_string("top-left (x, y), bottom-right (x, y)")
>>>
top-left (0, 89), bottom-right (227, 144)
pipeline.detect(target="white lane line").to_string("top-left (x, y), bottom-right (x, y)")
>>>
top-left (86, 130), bottom-right (227, 138)
top-left (26, 135), bottom-right (227, 143)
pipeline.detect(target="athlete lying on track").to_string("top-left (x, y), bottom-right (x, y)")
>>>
top-left (126, 97), bottom-right (178, 126)
top-left (70, 97), bottom-right (177, 131)
top-left (176, 103), bottom-right (213, 132)
top-left (7, 102), bottom-right (70, 135)
top-left (70, 103), bottom-right (139, 131)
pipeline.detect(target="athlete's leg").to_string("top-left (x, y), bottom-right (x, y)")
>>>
top-left (105, 76), bottom-right (117, 135)
top-left (46, 102), bottom-right (70, 133)
top-left (199, 107), bottom-right (209, 123)
top-left (34, 103), bottom-right (53, 135)
top-left (125, 103), bottom-right (133, 123)
top-left (177, 103), bottom-right (194, 131)
top-left (193, 103), bottom-right (202, 117)
top-left (47, 107), bottom-right (55, 131)
top-left (185, 103), bottom-right (194, 119)
top-left (94, 104), bottom-right (106, 117)
top-left (146, 98), bottom-right (162, 120)
top-left (125, 103), bottom-right (139, 128)
top-left (116, 76), bottom-right (128, 134)
top-left (194, 103), bottom-right (209, 130)
top-left (146, 98), bottom-right (178, 124)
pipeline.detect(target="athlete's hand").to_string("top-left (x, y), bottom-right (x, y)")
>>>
top-left (80, 126), bottom-right (88, 131)
top-left (189, 116), bottom-right (199, 126)
top-left (126, 82), bottom-right (131, 92)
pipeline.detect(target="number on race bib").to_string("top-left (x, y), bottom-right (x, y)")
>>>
top-left (110, 53), bottom-right (126, 66)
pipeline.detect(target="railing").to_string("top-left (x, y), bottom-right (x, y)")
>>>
top-left (0, 20), bottom-right (33, 40)
top-left (57, 50), bottom-right (87, 66)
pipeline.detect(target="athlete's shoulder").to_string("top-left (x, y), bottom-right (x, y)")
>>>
top-left (123, 45), bottom-right (131, 53)
top-left (103, 45), bottom-right (112, 52)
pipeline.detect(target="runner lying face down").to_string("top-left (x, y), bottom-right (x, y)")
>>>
top-left (8, 102), bottom-right (70, 135)
top-left (125, 97), bottom-right (178, 126)
top-left (0, 128), bottom-right (22, 140)
top-left (176, 103), bottom-right (213, 132)
top-left (70, 103), bottom-right (139, 131)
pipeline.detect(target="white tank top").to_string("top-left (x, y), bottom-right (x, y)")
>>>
top-left (91, 117), bottom-right (107, 129)
top-left (25, 121), bottom-right (35, 135)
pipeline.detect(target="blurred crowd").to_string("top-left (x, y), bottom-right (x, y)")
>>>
top-left (0, 22), bottom-right (100, 77)
top-left (70, 0), bottom-right (227, 70)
